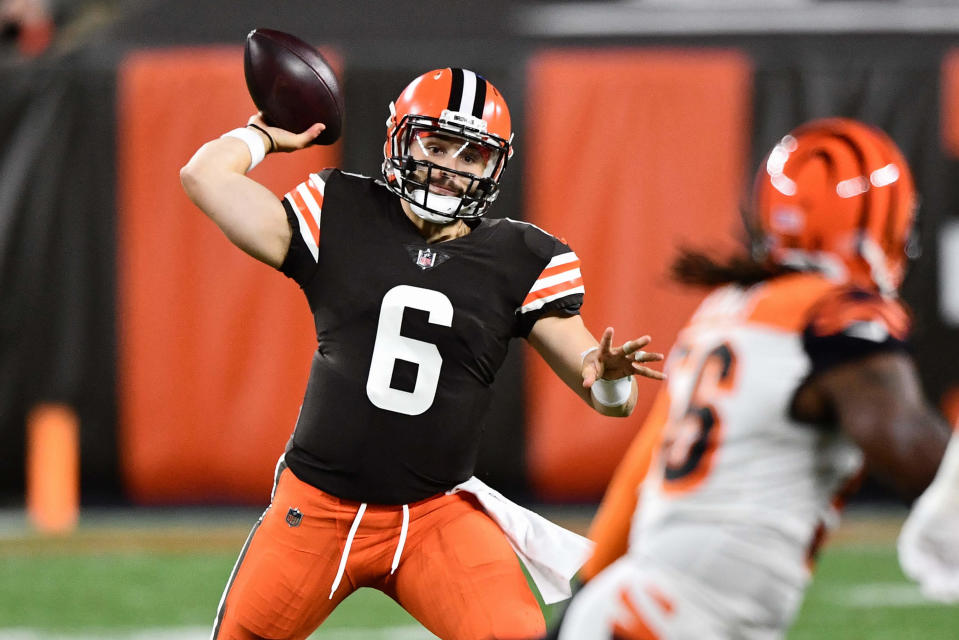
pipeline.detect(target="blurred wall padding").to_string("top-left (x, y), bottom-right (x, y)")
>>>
top-left (117, 47), bottom-right (340, 504)
top-left (524, 49), bottom-right (752, 500)
top-left (942, 49), bottom-right (959, 159)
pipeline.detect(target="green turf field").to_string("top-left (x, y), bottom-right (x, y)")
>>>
top-left (0, 508), bottom-right (956, 639)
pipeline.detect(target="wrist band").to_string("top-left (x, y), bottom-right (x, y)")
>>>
top-left (246, 123), bottom-right (277, 153)
top-left (221, 127), bottom-right (267, 171)
top-left (590, 376), bottom-right (632, 407)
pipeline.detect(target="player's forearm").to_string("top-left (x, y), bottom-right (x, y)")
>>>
top-left (856, 404), bottom-right (950, 500)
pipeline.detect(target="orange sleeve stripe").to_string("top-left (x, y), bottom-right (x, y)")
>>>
top-left (538, 258), bottom-right (581, 280)
top-left (520, 276), bottom-right (584, 307)
top-left (812, 298), bottom-right (910, 339)
top-left (289, 189), bottom-right (320, 245)
top-left (305, 179), bottom-right (325, 208)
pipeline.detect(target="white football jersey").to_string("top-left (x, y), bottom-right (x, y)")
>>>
top-left (632, 272), bottom-right (909, 630)
top-left (563, 272), bottom-right (913, 639)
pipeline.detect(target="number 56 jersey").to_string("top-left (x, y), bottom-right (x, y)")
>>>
top-left (276, 169), bottom-right (584, 505)
top-left (629, 271), bottom-right (911, 628)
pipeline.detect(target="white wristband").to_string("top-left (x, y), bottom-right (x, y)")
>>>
top-left (590, 376), bottom-right (632, 407)
top-left (221, 127), bottom-right (267, 172)
top-left (580, 346), bottom-right (599, 364)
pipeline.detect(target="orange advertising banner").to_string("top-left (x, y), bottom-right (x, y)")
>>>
top-left (941, 49), bottom-right (959, 159)
top-left (117, 47), bottom-right (340, 503)
top-left (524, 48), bottom-right (752, 500)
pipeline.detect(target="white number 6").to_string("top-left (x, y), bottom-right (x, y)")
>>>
top-left (366, 285), bottom-right (453, 416)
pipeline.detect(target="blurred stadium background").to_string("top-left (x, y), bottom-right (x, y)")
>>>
top-left (1, 0), bottom-right (958, 637)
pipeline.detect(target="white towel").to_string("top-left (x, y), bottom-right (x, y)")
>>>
top-left (449, 476), bottom-right (594, 604)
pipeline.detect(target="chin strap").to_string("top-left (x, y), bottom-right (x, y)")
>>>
top-left (408, 189), bottom-right (472, 224)
top-left (410, 200), bottom-right (458, 224)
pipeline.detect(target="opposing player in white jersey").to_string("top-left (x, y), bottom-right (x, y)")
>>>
top-left (555, 118), bottom-right (952, 639)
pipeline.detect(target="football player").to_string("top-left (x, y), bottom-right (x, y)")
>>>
top-left (553, 118), bottom-right (952, 639)
top-left (180, 67), bottom-right (664, 640)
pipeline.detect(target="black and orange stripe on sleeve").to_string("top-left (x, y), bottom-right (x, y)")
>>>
top-left (802, 286), bottom-right (912, 375)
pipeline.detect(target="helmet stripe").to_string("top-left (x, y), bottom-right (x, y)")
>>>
top-left (831, 126), bottom-right (902, 291)
top-left (471, 76), bottom-right (487, 119)
top-left (881, 169), bottom-right (902, 253)
top-left (447, 68), bottom-right (465, 111)
top-left (826, 130), bottom-right (872, 243)
top-left (460, 71), bottom-right (477, 113)
top-left (447, 68), bottom-right (486, 118)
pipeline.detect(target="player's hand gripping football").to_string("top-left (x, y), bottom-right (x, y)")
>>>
top-left (581, 327), bottom-right (665, 388)
top-left (246, 112), bottom-right (325, 153)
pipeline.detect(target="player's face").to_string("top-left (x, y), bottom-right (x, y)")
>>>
top-left (410, 132), bottom-right (491, 195)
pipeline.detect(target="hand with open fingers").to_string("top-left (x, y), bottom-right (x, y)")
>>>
top-left (247, 112), bottom-right (325, 153)
top-left (581, 327), bottom-right (665, 389)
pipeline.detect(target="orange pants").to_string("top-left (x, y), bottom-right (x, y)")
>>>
top-left (212, 466), bottom-right (545, 640)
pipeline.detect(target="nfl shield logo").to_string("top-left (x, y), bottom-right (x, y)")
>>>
top-left (407, 244), bottom-right (450, 270)
top-left (286, 507), bottom-right (302, 527)
top-left (416, 248), bottom-right (437, 269)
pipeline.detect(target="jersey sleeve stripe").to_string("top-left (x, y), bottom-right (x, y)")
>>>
top-left (523, 276), bottom-right (585, 305)
top-left (519, 250), bottom-right (583, 311)
top-left (539, 258), bottom-right (582, 281)
top-left (813, 298), bottom-right (910, 340)
top-left (284, 175), bottom-right (324, 248)
top-left (308, 172), bottom-right (327, 197)
top-left (544, 251), bottom-right (579, 269)
top-left (289, 189), bottom-right (320, 243)
top-left (532, 252), bottom-right (580, 285)
top-left (528, 267), bottom-right (583, 295)
top-left (519, 284), bottom-right (585, 314)
top-left (295, 184), bottom-right (322, 237)
top-left (284, 192), bottom-right (320, 262)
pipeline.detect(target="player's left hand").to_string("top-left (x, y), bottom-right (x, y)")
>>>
top-left (582, 327), bottom-right (665, 388)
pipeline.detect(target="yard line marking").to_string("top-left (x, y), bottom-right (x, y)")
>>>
top-left (824, 582), bottom-right (946, 608)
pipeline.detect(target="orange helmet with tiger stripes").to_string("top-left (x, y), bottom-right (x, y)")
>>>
top-left (753, 118), bottom-right (917, 296)
top-left (382, 68), bottom-right (513, 222)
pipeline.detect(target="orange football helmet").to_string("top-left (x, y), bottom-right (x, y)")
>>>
top-left (753, 118), bottom-right (917, 296)
top-left (382, 68), bottom-right (513, 222)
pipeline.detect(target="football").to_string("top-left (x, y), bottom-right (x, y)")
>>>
top-left (243, 28), bottom-right (344, 145)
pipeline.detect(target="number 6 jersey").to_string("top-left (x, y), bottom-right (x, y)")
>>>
top-left (628, 271), bottom-right (912, 629)
top-left (277, 169), bottom-right (583, 504)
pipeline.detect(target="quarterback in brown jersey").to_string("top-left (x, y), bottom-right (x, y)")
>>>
top-left (180, 67), bottom-right (665, 640)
